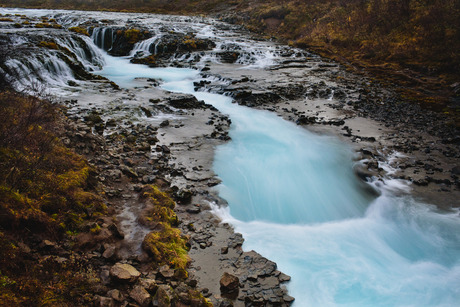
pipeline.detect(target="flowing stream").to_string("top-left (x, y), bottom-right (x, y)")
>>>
top-left (2, 8), bottom-right (460, 306)
top-left (94, 51), bottom-right (460, 307)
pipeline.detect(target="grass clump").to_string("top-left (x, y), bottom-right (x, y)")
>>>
top-left (68, 26), bottom-right (89, 36)
top-left (124, 28), bottom-right (142, 44)
top-left (38, 41), bottom-right (59, 50)
top-left (143, 223), bottom-right (190, 270)
top-left (141, 185), bottom-right (191, 270)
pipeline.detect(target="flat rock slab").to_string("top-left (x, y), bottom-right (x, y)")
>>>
top-left (110, 263), bottom-right (141, 283)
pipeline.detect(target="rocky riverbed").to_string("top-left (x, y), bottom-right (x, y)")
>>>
top-left (1, 8), bottom-right (459, 307)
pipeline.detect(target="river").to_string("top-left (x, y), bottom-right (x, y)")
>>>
top-left (2, 8), bottom-right (460, 306)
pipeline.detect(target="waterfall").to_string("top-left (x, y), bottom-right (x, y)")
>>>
top-left (91, 27), bottom-right (115, 51)
top-left (129, 33), bottom-right (163, 57)
top-left (55, 35), bottom-right (105, 71)
top-left (3, 32), bottom-right (105, 92)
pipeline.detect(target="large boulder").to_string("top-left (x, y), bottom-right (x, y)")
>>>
top-left (109, 263), bottom-right (141, 283)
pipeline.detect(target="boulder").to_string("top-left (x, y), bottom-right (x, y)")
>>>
top-left (167, 95), bottom-right (206, 109)
top-left (109, 263), bottom-right (141, 283)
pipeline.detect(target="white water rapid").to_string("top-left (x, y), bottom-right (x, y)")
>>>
top-left (93, 51), bottom-right (460, 306)
top-left (2, 8), bottom-right (459, 306)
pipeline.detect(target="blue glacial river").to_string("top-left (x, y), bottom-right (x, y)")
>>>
top-left (97, 51), bottom-right (460, 307)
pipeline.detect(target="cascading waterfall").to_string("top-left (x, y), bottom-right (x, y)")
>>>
top-left (5, 52), bottom-right (75, 90)
top-left (91, 27), bottom-right (115, 51)
top-left (55, 36), bottom-right (105, 71)
top-left (129, 33), bottom-right (163, 57)
top-left (3, 32), bottom-right (105, 92)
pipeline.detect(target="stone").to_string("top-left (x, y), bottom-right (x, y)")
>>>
top-left (152, 285), bottom-right (171, 307)
top-left (221, 246), bottom-right (229, 254)
top-left (451, 166), bottom-right (460, 175)
top-left (140, 278), bottom-right (158, 292)
top-left (161, 145), bottom-right (171, 153)
top-left (167, 95), bottom-right (205, 109)
top-left (159, 265), bottom-right (175, 279)
top-left (108, 223), bottom-right (125, 239)
top-left (107, 289), bottom-right (124, 302)
top-left (283, 294), bottom-right (295, 303)
top-left (40, 240), bottom-right (56, 249)
top-left (186, 206), bottom-right (201, 214)
top-left (278, 272), bottom-right (291, 282)
top-left (102, 246), bottom-right (116, 260)
top-left (130, 286), bottom-right (151, 307)
top-left (97, 296), bottom-right (114, 307)
top-left (109, 263), bottom-right (141, 283)
top-left (160, 120), bottom-right (169, 127)
top-left (220, 272), bottom-right (239, 294)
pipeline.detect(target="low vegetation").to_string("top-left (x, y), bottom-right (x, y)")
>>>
top-left (0, 91), bottom-right (105, 305)
top-left (141, 186), bottom-right (191, 271)
top-left (68, 26), bottom-right (89, 36)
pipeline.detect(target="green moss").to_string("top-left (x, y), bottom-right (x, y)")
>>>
top-left (38, 41), bottom-right (59, 50)
top-left (35, 22), bottom-right (53, 28)
top-left (143, 223), bottom-right (191, 270)
top-left (124, 28), bottom-right (142, 44)
top-left (68, 26), bottom-right (89, 36)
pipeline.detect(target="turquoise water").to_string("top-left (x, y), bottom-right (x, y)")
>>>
top-left (97, 52), bottom-right (460, 306)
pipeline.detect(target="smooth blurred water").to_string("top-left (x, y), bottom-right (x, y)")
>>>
top-left (97, 52), bottom-right (460, 307)
top-left (95, 54), bottom-right (199, 88)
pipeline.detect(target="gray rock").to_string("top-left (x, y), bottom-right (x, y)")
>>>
top-left (139, 278), bottom-right (158, 293)
top-left (152, 285), bottom-right (171, 307)
top-left (102, 246), bottom-right (116, 260)
top-left (107, 289), bottom-right (124, 302)
top-left (109, 263), bottom-right (141, 283)
top-left (97, 296), bottom-right (114, 307)
top-left (130, 286), bottom-right (151, 307)
top-left (159, 265), bottom-right (174, 279)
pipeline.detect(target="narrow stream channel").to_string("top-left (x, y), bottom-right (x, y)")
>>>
top-left (96, 51), bottom-right (460, 306)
